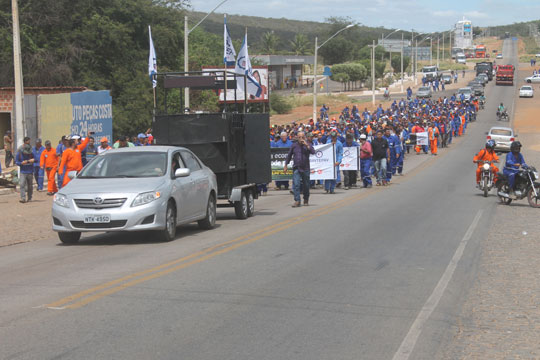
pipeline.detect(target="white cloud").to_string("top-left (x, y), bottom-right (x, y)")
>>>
top-left (433, 10), bottom-right (458, 17)
top-left (464, 10), bottom-right (489, 19)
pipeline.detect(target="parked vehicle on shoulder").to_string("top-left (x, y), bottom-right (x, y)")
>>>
top-left (524, 74), bottom-right (540, 83)
top-left (496, 53), bottom-right (503, 59)
top-left (416, 86), bottom-right (432, 98)
top-left (441, 74), bottom-right (452, 84)
top-left (486, 127), bottom-right (516, 152)
top-left (519, 85), bottom-right (534, 98)
top-left (52, 146), bottom-right (218, 244)
top-left (456, 53), bottom-right (467, 64)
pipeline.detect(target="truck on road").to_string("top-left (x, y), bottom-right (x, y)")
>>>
top-left (496, 64), bottom-right (515, 85)
top-left (475, 61), bottom-right (494, 81)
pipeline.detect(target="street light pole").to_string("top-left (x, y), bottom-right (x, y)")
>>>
top-left (415, 39), bottom-right (418, 85)
top-left (430, 37), bottom-right (432, 65)
top-left (312, 24), bottom-right (354, 120)
top-left (184, 0), bottom-right (228, 111)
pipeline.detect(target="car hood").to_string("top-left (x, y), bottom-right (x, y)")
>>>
top-left (59, 177), bottom-right (167, 195)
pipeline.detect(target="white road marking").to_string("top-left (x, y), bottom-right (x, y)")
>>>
top-left (392, 210), bottom-right (483, 360)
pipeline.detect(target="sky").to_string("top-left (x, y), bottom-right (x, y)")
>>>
top-left (189, 0), bottom-right (540, 32)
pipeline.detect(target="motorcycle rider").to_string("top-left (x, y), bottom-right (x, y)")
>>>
top-left (473, 140), bottom-right (499, 187)
top-left (496, 102), bottom-right (506, 119)
top-left (502, 141), bottom-right (527, 195)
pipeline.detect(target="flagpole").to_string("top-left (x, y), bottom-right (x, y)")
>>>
top-left (224, 14), bottom-right (228, 112)
top-left (244, 27), bottom-right (248, 113)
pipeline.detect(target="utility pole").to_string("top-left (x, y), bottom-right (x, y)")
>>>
top-left (442, 32), bottom-right (445, 62)
top-left (400, 32), bottom-right (404, 93)
top-left (372, 39), bottom-right (375, 105)
top-left (184, 15), bottom-right (189, 111)
top-left (415, 39), bottom-right (418, 85)
top-left (437, 37), bottom-right (440, 68)
top-left (430, 37), bottom-right (433, 65)
top-left (312, 36), bottom-right (318, 121)
top-left (11, 0), bottom-right (25, 149)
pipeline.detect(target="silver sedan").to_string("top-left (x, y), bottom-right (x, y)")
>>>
top-left (52, 146), bottom-right (218, 244)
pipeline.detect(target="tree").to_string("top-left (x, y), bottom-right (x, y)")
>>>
top-left (319, 37), bottom-right (353, 65)
top-left (331, 73), bottom-right (349, 91)
top-left (331, 63), bottom-right (367, 90)
top-left (261, 31), bottom-right (279, 54)
top-left (391, 54), bottom-right (410, 74)
top-left (289, 34), bottom-right (311, 55)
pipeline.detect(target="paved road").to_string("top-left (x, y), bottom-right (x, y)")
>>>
top-left (0, 40), bottom-right (518, 360)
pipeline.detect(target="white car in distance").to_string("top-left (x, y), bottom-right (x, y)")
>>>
top-left (519, 85), bottom-right (534, 98)
top-left (524, 74), bottom-right (540, 83)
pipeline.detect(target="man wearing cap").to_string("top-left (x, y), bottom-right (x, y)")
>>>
top-left (135, 133), bottom-right (146, 146)
top-left (58, 134), bottom-right (91, 186)
top-left (284, 131), bottom-right (315, 207)
top-left (40, 140), bottom-right (59, 195)
top-left (32, 139), bottom-right (45, 191)
top-left (342, 133), bottom-right (359, 190)
top-left (98, 137), bottom-right (112, 154)
top-left (15, 138), bottom-right (35, 203)
top-left (4, 130), bottom-right (14, 168)
top-left (359, 134), bottom-right (373, 188)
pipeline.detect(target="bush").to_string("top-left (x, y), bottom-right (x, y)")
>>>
top-left (270, 93), bottom-right (293, 114)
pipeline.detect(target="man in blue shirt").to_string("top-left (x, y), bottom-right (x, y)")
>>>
top-left (32, 138), bottom-right (45, 191)
top-left (16, 139), bottom-right (35, 203)
top-left (284, 131), bottom-right (315, 207)
top-left (324, 131), bottom-right (343, 194)
top-left (503, 141), bottom-right (527, 194)
top-left (273, 132), bottom-right (292, 190)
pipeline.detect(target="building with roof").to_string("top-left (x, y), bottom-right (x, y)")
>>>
top-left (252, 55), bottom-right (314, 90)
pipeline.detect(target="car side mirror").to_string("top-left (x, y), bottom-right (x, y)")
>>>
top-left (68, 171), bottom-right (78, 180)
top-left (174, 168), bottom-right (190, 178)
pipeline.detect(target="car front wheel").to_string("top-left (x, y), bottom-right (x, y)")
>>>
top-left (157, 201), bottom-right (176, 242)
top-left (58, 232), bottom-right (81, 244)
top-left (198, 194), bottom-right (216, 230)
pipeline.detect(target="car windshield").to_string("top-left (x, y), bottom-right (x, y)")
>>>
top-left (78, 152), bottom-right (168, 178)
top-left (521, 86), bottom-right (533, 91)
top-left (458, 88), bottom-right (471, 94)
top-left (490, 129), bottom-right (512, 136)
top-left (419, 87), bottom-right (430, 91)
top-left (422, 67), bottom-right (436, 73)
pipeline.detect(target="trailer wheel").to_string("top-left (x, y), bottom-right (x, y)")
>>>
top-left (246, 190), bottom-right (255, 217)
top-left (234, 191), bottom-right (249, 220)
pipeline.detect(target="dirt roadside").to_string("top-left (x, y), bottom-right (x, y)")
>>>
top-left (446, 63), bottom-right (540, 358)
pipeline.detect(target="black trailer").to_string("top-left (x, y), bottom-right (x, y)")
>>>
top-left (152, 70), bottom-right (271, 219)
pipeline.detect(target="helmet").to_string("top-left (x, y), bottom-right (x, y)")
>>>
top-left (510, 141), bottom-right (522, 152)
top-left (486, 140), bottom-right (496, 149)
top-left (500, 102), bottom-right (503, 106)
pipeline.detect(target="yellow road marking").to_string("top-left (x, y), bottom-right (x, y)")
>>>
top-left (46, 189), bottom-right (378, 309)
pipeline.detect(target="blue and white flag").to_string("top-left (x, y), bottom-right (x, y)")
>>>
top-left (223, 15), bottom-right (236, 66)
top-left (234, 32), bottom-right (262, 98)
top-left (148, 25), bottom-right (157, 88)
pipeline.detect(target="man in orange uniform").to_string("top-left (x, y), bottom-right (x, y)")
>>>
top-left (411, 121), bottom-right (425, 154)
top-left (40, 140), bottom-right (59, 195)
top-left (428, 122), bottom-right (439, 156)
top-left (473, 140), bottom-right (499, 186)
top-left (58, 134), bottom-right (90, 187)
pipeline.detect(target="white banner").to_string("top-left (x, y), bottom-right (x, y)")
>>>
top-left (416, 131), bottom-right (429, 146)
top-left (309, 144), bottom-right (336, 180)
top-left (202, 67), bottom-right (269, 103)
top-left (340, 147), bottom-right (359, 171)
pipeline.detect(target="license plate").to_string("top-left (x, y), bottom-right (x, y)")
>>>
top-left (84, 214), bottom-right (111, 224)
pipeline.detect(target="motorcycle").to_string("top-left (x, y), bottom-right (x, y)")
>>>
top-left (497, 109), bottom-right (509, 121)
top-left (496, 166), bottom-right (540, 207)
top-left (478, 161), bottom-right (495, 197)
